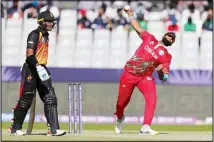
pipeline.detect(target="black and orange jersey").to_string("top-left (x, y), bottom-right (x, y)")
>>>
top-left (26, 26), bottom-right (49, 65)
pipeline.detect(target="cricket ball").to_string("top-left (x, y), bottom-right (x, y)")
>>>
top-left (124, 5), bottom-right (130, 11)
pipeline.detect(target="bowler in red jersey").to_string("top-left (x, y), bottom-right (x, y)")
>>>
top-left (114, 6), bottom-right (176, 135)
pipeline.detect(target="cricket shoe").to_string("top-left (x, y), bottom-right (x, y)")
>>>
top-left (8, 127), bottom-right (25, 136)
top-left (139, 124), bottom-right (159, 135)
top-left (47, 129), bottom-right (66, 136)
top-left (115, 115), bottom-right (125, 134)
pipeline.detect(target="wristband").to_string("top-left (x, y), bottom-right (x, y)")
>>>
top-left (162, 74), bottom-right (169, 82)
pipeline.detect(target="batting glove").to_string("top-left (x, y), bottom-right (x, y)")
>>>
top-left (36, 65), bottom-right (50, 81)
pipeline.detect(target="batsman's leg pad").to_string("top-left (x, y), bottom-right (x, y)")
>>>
top-left (12, 92), bottom-right (34, 131)
top-left (43, 87), bottom-right (60, 133)
top-left (43, 87), bottom-right (58, 105)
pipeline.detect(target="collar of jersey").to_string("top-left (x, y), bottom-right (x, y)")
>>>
top-left (38, 26), bottom-right (49, 36)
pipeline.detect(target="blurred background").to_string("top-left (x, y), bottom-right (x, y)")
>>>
top-left (1, 0), bottom-right (212, 125)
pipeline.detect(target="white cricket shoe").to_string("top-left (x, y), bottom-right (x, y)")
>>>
top-left (139, 124), bottom-right (159, 135)
top-left (47, 129), bottom-right (66, 136)
top-left (9, 129), bottom-right (25, 136)
top-left (115, 116), bottom-right (125, 134)
top-left (15, 130), bottom-right (25, 136)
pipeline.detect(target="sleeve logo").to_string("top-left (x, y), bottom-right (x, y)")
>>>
top-left (28, 41), bottom-right (34, 44)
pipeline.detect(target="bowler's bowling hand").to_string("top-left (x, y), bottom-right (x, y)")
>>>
top-left (123, 5), bottom-right (133, 16)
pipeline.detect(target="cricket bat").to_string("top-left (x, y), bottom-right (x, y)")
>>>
top-left (26, 96), bottom-right (36, 135)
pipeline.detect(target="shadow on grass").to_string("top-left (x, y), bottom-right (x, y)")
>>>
top-left (122, 132), bottom-right (169, 135)
top-left (25, 133), bottom-right (47, 136)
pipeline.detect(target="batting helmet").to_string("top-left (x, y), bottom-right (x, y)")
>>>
top-left (37, 11), bottom-right (56, 30)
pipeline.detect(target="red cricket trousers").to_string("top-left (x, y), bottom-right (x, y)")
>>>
top-left (114, 70), bottom-right (157, 125)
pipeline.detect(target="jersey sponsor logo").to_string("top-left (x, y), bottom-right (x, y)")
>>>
top-left (144, 46), bottom-right (159, 59)
top-left (158, 50), bottom-right (164, 56)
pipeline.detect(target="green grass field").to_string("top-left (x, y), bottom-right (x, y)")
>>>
top-left (2, 122), bottom-right (212, 141)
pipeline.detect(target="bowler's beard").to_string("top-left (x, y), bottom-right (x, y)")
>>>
top-left (162, 37), bottom-right (172, 46)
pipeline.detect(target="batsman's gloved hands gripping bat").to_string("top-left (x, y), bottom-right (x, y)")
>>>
top-left (36, 65), bottom-right (50, 81)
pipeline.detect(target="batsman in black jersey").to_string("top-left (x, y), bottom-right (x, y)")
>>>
top-left (8, 11), bottom-right (66, 136)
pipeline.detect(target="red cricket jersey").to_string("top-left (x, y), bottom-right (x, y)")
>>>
top-left (124, 31), bottom-right (172, 78)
